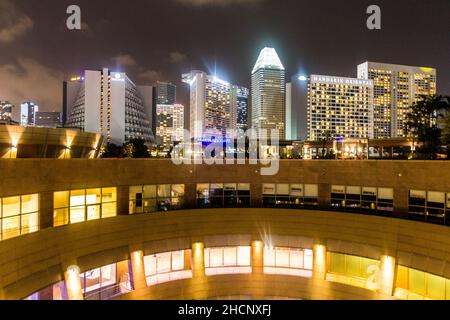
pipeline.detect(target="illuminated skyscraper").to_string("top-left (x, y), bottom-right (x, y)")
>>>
top-left (20, 102), bottom-right (39, 126)
top-left (357, 62), bottom-right (437, 139)
top-left (182, 70), bottom-right (231, 139)
top-left (155, 82), bottom-right (176, 105)
top-left (251, 47), bottom-right (286, 139)
top-left (306, 75), bottom-right (374, 141)
top-left (0, 101), bottom-right (14, 123)
top-left (230, 85), bottom-right (249, 134)
top-left (65, 68), bottom-right (154, 145)
top-left (155, 104), bottom-right (185, 148)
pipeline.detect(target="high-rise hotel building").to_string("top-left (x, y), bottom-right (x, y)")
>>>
top-left (306, 75), bottom-right (374, 141)
top-left (251, 47), bottom-right (286, 139)
top-left (182, 71), bottom-right (232, 139)
top-left (155, 104), bottom-right (185, 148)
top-left (357, 62), bottom-right (437, 139)
top-left (64, 68), bottom-right (154, 145)
top-left (230, 86), bottom-right (250, 134)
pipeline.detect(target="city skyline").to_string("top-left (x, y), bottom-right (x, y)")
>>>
top-left (0, 0), bottom-right (449, 112)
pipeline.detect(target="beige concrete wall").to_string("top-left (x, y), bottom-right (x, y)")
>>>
top-left (1, 159), bottom-right (450, 220)
top-left (1, 209), bottom-right (450, 300)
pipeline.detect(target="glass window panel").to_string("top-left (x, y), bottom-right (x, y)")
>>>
top-left (238, 184), bottom-right (250, 191)
top-left (331, 185), bottom-right (346, 194)
top-left (409, 269), bottom-right (426, 296)
top-left (209, 248), bottom-right (224, 267)
top-left (2, 196), bottom-right (20, 217)
top-left (87, 205), bottom-right (101, 221)
top-left (396, 266), bottom-right (408, 289)
top-left (276, 184), bottom-right (290, 196)
top-left (21, 194), bottom-right (39, 214)
top-left (447, 194), bottom-right (450, 209)
top-left (276, 249), bottom-right (290, 268)
top-left (83, 268), bottom-right (101, 293)
top-left (100, 264), bottom-right (116, 288)
top-left (290, 184), bottom-right (304, 197)
top-left (197, 185), bottom-right (210, 201)
top-left (21, 213), bottom-right (38, 234)
top-left (54, 191), bottom-right (69, 209)
top-left (263, 184), bottom-right (276, 195)
top-left (427, 274), bottom-right (446, 300)
top-left (102, 187), bottom-right (117, 203)
top-left (378, 188), bottom-right (394, 200)
top-left (290, 250), bottom-right (304, 269)
top-left (346, 255), bottom-right (362, 277)
top-left (264, 249), bottom-right (276, 266)
top-left (304, 250), bottom-right (313, 270)
top-left (428, 192), bottom-right (445, 204)
top-left (223, 247), bottom-right (237, 266)
top-left (86, 189), bottom-right (101, 205)
top-left (171, 185), bottom-right (185, 197)
top-left (143, 185), bottom-right (156, 198)
top-left (53, 208), bottom-right (69, 227)
top-left (237, 247), bottom-right (251, 266)
top-left (171, 251), bottom-right (185, 271)
top-left (70, 206), bottom-right (85, 224)
top-left (224, 184), bottom-right (237, 191)
top-left (129, 186), bottom-right (142, 201)
top-left (157, 252), bottom-right (172, 274)
top-left (157, 185), bottom-right (171, 198)
top-left (144, 255), bottom-right (157, 276)
top-left (101, 202), bottom-right (116, 218)
top-left (304, 184), bottom-right (319, 198)
top-left (362, 187), bottom-right (377, 196)
top-left (2, 216), bottom-right (20, 240)
top-left (410, 190), bottom-right (426, 199)
top-left (346, 186), bottom-right (361, 195)
top-left (70, 190), bottom-right (85, 207)
top-left (329, 253), bottom-right (346, 274)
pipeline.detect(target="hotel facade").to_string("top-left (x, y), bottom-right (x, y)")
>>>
top-left (64, 69), bottom-right (154, 145)
top-left (306, 75), bottom-right (374, 141)
top-left (251, 47), bottom-right (286, 139)
top-left (357, 62), bottom-right (437, 139)
top-left (155, 104), bottom-right (185, 148)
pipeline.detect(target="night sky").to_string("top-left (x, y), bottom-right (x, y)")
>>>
top-left (0, 0), bottom-right (449, 113)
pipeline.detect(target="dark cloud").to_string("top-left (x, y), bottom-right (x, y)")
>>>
top-left (0, 0), bottom-right (33, 43)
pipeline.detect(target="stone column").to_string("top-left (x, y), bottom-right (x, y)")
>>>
top-left (313, 243), bottom-right (327, 280)
top-left (192, 242), bottom-right (206, 279)
top-left (251, 240), bottom-right (264, 274)
top-left (379, 255), bottom-right (396, 296)
top-left (63, 263), bottom-right (83, 300)
top-left (130, 245), bottom-right (147, 291)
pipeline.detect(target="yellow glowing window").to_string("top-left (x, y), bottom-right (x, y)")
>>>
top-left (0, 194), bottom-right (39, 241)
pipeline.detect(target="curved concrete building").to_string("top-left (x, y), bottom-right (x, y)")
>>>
top-left (0, 160), bottom-right (449, 300)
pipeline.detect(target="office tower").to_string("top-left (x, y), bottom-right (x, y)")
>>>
top-left (63, 76), bottom-right (84, 126)
top-left (155, 104), bottom-right (185, 148)
top-left (251, 47), bottom-right (286, 139)
top-left (182, 70), bottom-right (231, 139)
top-left (65, 68), bottom-right (154, 145)
top-left (20, 102), bottom-right (39, 126)
top-left (230, 85), bottom-right (250, 134)
top-left (155, 82), bottom-right (176, 105)
top-left (0, 101), bottom-right (13, 122)
top-left (306, 75), bottom-right (374, 141)
top-left (35, 112), bottom-right (62, 128)
top-left (286, 83), bottom-right (292, 140)
top-left (357, 62), bottom-right (437, 139)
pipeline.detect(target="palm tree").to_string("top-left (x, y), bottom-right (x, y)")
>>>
top-left (404, 95), bottom-right (449, 159)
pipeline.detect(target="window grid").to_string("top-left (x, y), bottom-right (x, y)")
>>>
top-left (262, 184), bottom-right (319, 208)
top-left (0, 194), bottom-right (39, 241)
top-left (53, 187), bottom-right (117, 227)
top-left (408, 190), bottom-right (450, 225)
top-left (129, 184), bottom-right (185, 214)
top-left (331, 185), bottom-right (394, 215)
top-left (196, 183), bottom-right (251, 208)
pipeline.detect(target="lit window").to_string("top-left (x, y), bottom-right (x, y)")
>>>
top-left (144, 250), bottom-right (192, 286)
top-left (204, 247), bottom-right (252, 275)
top-left (1, 194), bottom-right (39, 241)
